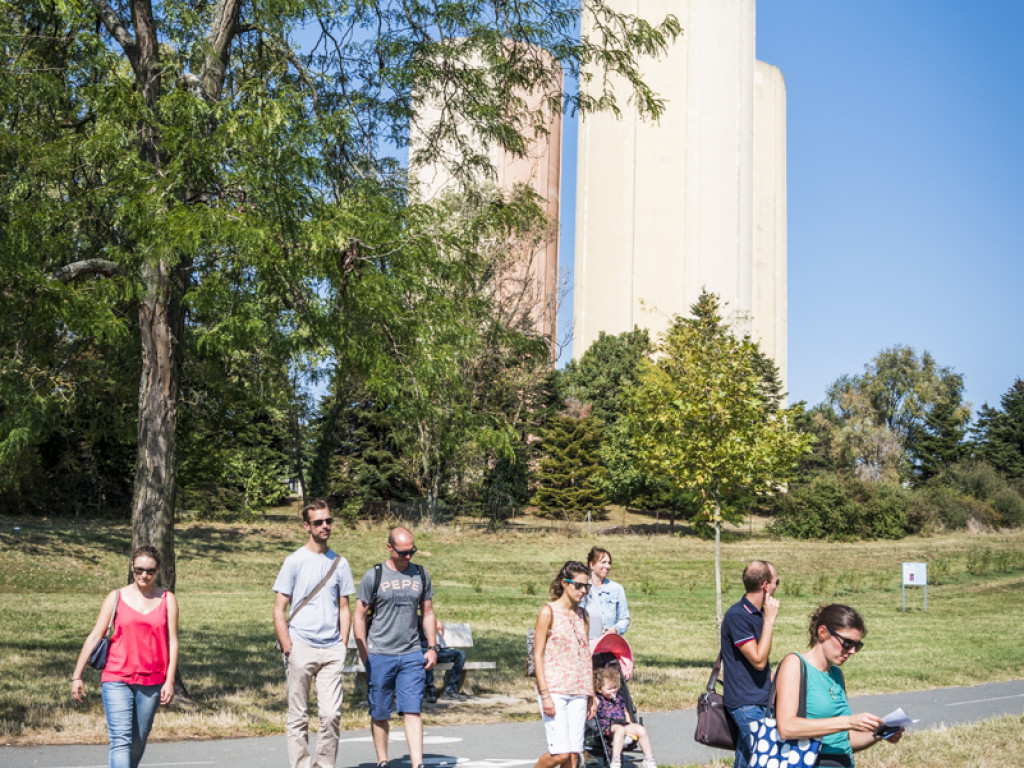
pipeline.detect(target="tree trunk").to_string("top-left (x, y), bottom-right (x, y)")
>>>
top-left (130, 259), bottom-right (186, 592)
top-left (288, 403), bottom-right (307, 507)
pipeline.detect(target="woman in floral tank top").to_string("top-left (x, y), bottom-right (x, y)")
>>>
top-left (532, 561), bottom-right (595, 768)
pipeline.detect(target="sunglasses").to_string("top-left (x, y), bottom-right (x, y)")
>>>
top-left (564, 579), bottom-right (590, 591)
top-left (827, 626), bottom-right (864, 653)
top-left (133, 567), bottom-right (157, 576)
top-left (308, 517), bottom-right (333, 527)
top-left (391, 545), bottom-right (417, 557)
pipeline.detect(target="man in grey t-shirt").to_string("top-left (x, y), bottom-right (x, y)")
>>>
top-left (273, 499), bottom-right (355, 768)
top-left (353, 526), bottom-right (436, 768)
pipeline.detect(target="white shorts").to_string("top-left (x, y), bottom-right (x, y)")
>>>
top-left (539, 693), bottom-right (588, 754)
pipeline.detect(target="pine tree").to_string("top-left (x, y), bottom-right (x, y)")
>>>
top-left (974, 379), bottom-right (1024, 479)
top-left (913, 399), bottom-right (967, 482)
top-left (531, 400), bottom-right (608, 520)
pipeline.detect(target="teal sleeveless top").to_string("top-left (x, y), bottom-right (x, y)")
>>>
top-left (797, 653), bottom-right (853, 757)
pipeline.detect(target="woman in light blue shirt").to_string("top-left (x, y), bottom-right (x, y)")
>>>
top-left (583, 547), bottom-right (630, 640)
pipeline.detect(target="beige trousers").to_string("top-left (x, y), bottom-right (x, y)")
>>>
top-left (286, 640), bottom-right (347, 768)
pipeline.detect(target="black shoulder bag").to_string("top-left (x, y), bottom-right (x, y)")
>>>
top-left (694, 651), bottom-right (740, 749)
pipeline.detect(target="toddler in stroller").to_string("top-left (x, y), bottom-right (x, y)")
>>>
top-left (586, 635), bottom-right (656, 768)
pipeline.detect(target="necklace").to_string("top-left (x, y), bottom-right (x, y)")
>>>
top-left (803, 654), bottom-right (842, 701)
top-left (814, 665), bottom-right (841, 701)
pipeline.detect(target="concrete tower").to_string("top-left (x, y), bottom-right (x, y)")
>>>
top-left (410, 47), bottom-right (563, 348)
top-left (574, 0), bottom-right (787, 387)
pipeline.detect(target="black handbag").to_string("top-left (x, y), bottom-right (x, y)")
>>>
top-left (86, 590), bottom-right (119, 670)
top-left (694, 651), bottom-right (739, 750)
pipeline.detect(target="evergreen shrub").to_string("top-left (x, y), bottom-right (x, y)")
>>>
top-left (990, 487), bottom-right (1024, 527)
top-left (769, 475), bottom-right (859, 540)
top-left (857, 482), bottom-right (910, 539)
top-left (908, 486), bottom-right (971, 531)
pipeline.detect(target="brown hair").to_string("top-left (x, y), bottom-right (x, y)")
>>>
top-left (588, 546), bottom-right (612, 567)
top-left (594, 666), bottom-right (621, 692)
top-left (131, 545), bottom-right (161, 569)
top-left (301, 498), bottom-right (329, 523)
top-left (808, 604), bottom-right (866, 647)
top-left (742, 561), bottom-right (774, 592)
top-left (550, 561), bottom-right (589, 598)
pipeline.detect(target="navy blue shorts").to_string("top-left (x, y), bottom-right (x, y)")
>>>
top-left (366, 651), bottom-right (426, 720)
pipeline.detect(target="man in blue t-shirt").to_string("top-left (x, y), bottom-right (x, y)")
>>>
top-left (720, 560), bottom-right (780, 768)
top-left (353, 526), bottom-right (437, 768)
top-left (273, 499), bottom-right (355, 768)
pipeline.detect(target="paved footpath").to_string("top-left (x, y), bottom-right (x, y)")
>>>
top-left (4, 679), bottom-right (1023, 768)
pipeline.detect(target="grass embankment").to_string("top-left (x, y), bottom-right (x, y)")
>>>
top-left (1, 508), bottom-right (1023, 748)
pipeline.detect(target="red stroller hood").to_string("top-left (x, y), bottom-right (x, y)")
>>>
top-left (591, 633), bottom-right (634, 680)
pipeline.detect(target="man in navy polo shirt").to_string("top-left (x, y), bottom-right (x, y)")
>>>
top-left (721, 561), bottom-right (780, 768)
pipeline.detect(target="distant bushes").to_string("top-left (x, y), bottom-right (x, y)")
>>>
top-left (769, 476), bottom-right (909, 540)
top-left (770, 460), bottom-right (1024, 540)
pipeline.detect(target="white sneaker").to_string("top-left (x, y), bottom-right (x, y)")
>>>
top-left (643, 759), bottom-right (657, 768)
top-left (609, 760), bottom-right (621, 768)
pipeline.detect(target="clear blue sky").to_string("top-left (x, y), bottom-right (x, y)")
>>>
top-left (558, 1), bottom-right (1024, 415)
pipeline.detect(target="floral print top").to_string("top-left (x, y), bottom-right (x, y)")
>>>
top-left (541, 603), bottom-right (593, 695)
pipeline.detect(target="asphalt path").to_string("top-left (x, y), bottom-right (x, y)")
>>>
top-left (4, 679), bottom-right (1023, 768)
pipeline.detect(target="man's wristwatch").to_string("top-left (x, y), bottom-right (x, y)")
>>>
top-left (426, 645), bottom-right (438, 651)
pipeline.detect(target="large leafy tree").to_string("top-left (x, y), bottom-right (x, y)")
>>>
top-left (2, 0), bottom-right (680, 586)
top-left (556, 327), bottom-right (652, 425)
top-left (973, 379), bottom-right (1024, 480)
top-left (824, 346), bottom-right (969, 483)
top-left (554, 327), bottom-right (672, 510)
top-left (620, 292), bottom-right (810, 623)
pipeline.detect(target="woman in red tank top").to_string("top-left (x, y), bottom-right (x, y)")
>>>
top-left (71, 545), bottom-right (180, 768)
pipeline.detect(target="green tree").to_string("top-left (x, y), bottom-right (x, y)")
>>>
top-left (2, 0), bottom-right (680, 584)
top-left (620, 292), bottom-right (810, 623)
top-left (176, 341), bottom-right (293, 518)
top-left (554, 327), bottom-right (681, 514)
top-left (308, 387), bottom-right (418, 520)
top-left (913, 399), bottom-right (968, 482)
top-left (555, 328), bottom-right (652, 426)
top-left (973, 379), bottom-right (1024, 480)
top-left (531, 399), bottom-right (608, 520)
top-left (825, 346), bottom-right (968, 483)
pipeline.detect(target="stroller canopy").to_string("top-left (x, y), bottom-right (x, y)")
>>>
top-left (591, 632), bottom-right (634, 680)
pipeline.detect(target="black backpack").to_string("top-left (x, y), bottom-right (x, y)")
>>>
top-left (365, 562), bottom-right (425, 636)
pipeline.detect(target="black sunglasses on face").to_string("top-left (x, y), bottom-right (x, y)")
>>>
top-left (308, 517), bottom-right (333, 527)
top-left (564, 579), bottom-right (590, 591)
top-left (827, 625), bottom-right (864, 653)
top-left (391, 545), bottom-right (417, 557)
top-left (133, 567), bottom-right (157, 576)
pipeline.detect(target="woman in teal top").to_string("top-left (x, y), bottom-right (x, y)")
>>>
top-left (775, 604), bottom-right (903, 767)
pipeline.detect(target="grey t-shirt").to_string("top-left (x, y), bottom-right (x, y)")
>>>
top-left (357, 562), bottom-right (433, 655)
top-left (272, 548), bottom-right (355, 648)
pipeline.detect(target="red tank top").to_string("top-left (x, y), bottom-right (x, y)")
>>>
top-left (101, 589), bottom-right (170, 685)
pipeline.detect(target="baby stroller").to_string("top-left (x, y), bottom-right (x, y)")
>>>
top-left (584, 634), bottom-right (643, 767)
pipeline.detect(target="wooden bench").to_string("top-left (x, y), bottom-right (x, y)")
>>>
top-left (344, 622), bottom-right (496, 696)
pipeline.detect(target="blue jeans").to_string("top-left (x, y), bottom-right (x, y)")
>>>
top-left (423, 646), bottom-right (466, 694)
top-left (727, 704), bottom-right (767, 768)
top-left (101, 682), bottom-right (161, 768)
